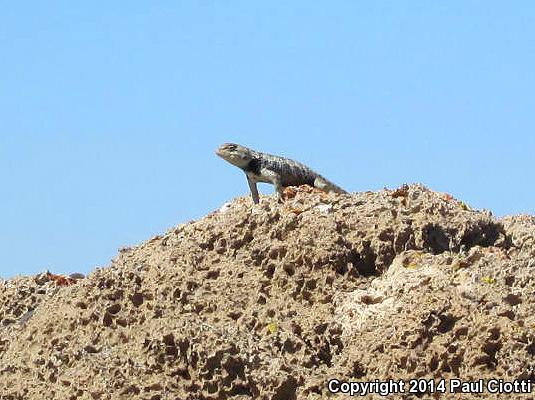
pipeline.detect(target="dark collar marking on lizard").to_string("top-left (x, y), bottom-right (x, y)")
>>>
top-left (243, 158), bottom-right (261, 175)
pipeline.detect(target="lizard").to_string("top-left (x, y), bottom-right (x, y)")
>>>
top-left (216, 143), bottom-right (347, 204)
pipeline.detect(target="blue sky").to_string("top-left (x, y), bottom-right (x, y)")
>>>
top-left (1, 2), bottom-right (534, 278)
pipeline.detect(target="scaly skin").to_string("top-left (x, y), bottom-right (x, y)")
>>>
top-left (216, 143), bottom-right (347, 204)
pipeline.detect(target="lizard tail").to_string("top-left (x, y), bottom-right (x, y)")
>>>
top-left (314, 176), bottom-right (347, 194)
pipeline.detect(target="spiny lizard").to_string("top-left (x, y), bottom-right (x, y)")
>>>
top-left (216, 143), bottom-right (347, 204)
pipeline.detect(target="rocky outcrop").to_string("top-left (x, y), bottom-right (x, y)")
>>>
top-left (1, 184), bottom-right (533, 399)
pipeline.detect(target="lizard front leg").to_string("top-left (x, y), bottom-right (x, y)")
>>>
top-left (246, 175), bottom-right (260, 204)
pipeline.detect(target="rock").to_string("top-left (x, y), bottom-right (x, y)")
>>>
top-left (0, 184), bottom-right (533, 399)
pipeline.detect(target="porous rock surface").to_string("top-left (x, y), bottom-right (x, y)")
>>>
top-left (1, 184), bottom-right (534, 399)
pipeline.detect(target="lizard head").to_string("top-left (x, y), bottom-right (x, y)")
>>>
top-left (216, 143), bottom-right (254, 168)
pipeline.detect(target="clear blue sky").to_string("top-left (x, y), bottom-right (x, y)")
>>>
top-left (1, 2), bottom-right (534, 278)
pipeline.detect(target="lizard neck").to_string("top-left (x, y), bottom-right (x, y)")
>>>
top-left (242, 158), bottom-right (261, 175)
